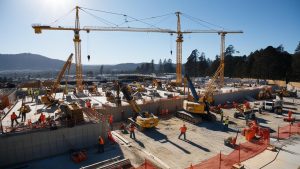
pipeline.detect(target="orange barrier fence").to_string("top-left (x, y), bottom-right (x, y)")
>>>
top-left (273, 122), bottom-right (300, 139)
top-left (189, 130), bottom-right (270, 169)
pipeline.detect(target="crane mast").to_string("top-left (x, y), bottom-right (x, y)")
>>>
top-left (219, 32), bottom-right (226, 87)
top-left (176, 12), bottom-right (183, 84)
top-left (74, 6), bottom-right (83, 92)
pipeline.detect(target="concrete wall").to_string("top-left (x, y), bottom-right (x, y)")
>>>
top-left (214, 88), bottom-right (261, 104)
top-left (95, 88), bottom-right (263, 122)
top-left (96, 98), bottom-right (184, 122)
top-left (0, 123), bottom-right (103, 168)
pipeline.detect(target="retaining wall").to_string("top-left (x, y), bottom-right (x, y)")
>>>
top-left (214, 88), bottom-right (261, 104)
top-left (0, 122), bottom-right (103, 168)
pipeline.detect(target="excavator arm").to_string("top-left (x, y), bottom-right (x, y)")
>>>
top-left (184, 74), bottom-right (199, 103)
top-left (120, 83), bottom-right (142, 115)
top-left (49, 53), bottom-right (73, 96)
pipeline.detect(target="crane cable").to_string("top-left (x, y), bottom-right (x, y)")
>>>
top-left (80, 8), bottom-right (118, 27)
top-left (181, 13), bottom-right (227, 30)
top-left (48, 7), bottom-right (76, 26)
top-left (79, 6), bottom-right (166, 30)
top-left (86, 32), bottom-right (90, 62)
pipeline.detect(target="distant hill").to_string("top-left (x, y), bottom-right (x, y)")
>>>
top-left (0, 53), bottom-right (65, 71)
top-left (0, 53), bottom-right (142, 72)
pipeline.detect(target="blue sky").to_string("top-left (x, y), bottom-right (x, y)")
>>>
top-left (0, 0), bottom-right (299, 65)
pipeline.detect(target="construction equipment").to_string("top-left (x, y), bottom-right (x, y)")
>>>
top-left (58, 102), bottom-right (84, 127)
top-left (263, 100), bottom-right (283, 115)
top-left (41, 54), bottom-right (73, 105)
top-left (257, 87), bottom-right (273, 100)
top-left (152, 79), bottom-right (163, 90)
top-left (88, 84), bottom-right (101, 96)
top-left (120, 83), bottom-right (159, 131)
top-left (224, 130), bottom-right (239, 148)
top-left (176, 75), bottom-right (216, 123)
top-left (233, 102), bottom-right (255, 119)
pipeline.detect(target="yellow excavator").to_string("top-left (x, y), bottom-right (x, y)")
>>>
top-left (120, 82), bottom-right (159, 131)
top-left (176, 75), bottom-right (216, 123)
top-left (41, 53), bottom-right (73, 106)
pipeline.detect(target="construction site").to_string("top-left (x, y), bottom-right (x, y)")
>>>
top-left (1, 3), bottom-right (300, 169)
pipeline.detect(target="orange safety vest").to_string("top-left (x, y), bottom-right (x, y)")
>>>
top-left (180, 126), bottom-right (187, 133)
top-left (11, 113), bottom-right (17, 120)
top-left (99, 137), bottom-right (104, 145)
top-left (109, 116), bottom-right (113, 124)
top-left (86, 101), bottom-right (91, 108)
top-left (40, 114), bottom-right (45, 121)
top-left (288, 111), bottom-right (292, 118)
top-left (130, 125), bottom-right (135, 132)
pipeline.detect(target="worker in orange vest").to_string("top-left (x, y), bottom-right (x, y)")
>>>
top-left (98, 136), bottom-right (105, 153)
top-left (129, 123), bottom-right (136, 139)
top-left (109, 114), bottom-right (113, 130)
top-left (11, 112), bottom-right (19, 128)
top-left (86, 100), bottom-right (91, 108)
top-left (178, 124), bottom-right (187, 140)
top-left (39, 113), bottom-right (46, 124)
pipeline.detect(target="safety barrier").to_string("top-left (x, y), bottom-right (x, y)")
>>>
top-left (273, 122), bottom-right (300, 140)
top-left (189, 129), bottom-right (270, 169)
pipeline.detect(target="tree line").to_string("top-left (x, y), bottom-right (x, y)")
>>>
top-left (185, 42), bottom-right (300, 82)
top-left (135, 58), bottom-right (175, 74)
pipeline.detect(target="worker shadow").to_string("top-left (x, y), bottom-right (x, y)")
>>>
top-left (182, 139), bottom-right (210, 152)
top-left (197, 122), bottom-right (237, 132)
top-left (134, 139), bottom-right (145, 148)
top-left (256, 117), bottom-right (269, 124)
top-left (143, 128), bottom-right (191, 154)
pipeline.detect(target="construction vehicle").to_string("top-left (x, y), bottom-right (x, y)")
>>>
top-left (120, 83), bottom-right (159, 131)
top-left (152, 79), bottom-right (163, 90)
top-left (224, 130), bottom-right (239, 148)
top-left (105, 91), bottom-right (115, 103)
top-left (257, 87), bottom-right (273, 100)
top-left (241, 121), bottom-right (269, 141)
top-left (176, 75), bottom-right (216, 123)
top-left (58, 102), bottom-right (84, 127)
top-left (263, 100), bottom-right (283, 115)
top-left (233, 102), bottom-right (255, 119)
top-left (88, 84), bottom-right (101, 96)
top-left (41, 53), bottom-right (73, 106)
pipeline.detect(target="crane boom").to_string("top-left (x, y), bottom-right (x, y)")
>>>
top-left (50, 53), bottom-right (73, 95)
top-left (32, 6), bottom-right (242, 89)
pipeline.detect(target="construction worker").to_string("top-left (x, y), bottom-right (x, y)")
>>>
top-left (178, 124), bottom-right (187, 140)
top-left (39, 113), bottom-right (46, 124)
top-left (224, 116), bottom-right (229, 131)
top-left (86, 100), bottom-right (91, 108)
top-left (21, 107), bottom-right (26, 122)
top-left (129, 123), bottom-right (136, 139)
top-left (220, 109), bottom-right (224, 123)
top-left (11, 112), bottom-right (19, 128)
top-left (109, 114), bottom-right (113, 130)
top-left (98, 136), bottom-right (104, 153)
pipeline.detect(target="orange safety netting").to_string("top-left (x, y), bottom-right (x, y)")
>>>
top-left (274, 122), bottom-right (300, 139)
top-left (189, 129), bottom-right (270, 169)
top-left (192, 141), bottom-right (268, 169)
top-left (135, 159), bottom-right (158, 169)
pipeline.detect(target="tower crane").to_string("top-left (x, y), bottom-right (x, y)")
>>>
top-left (32, 6), bottom-right (174, 92)
top-left (33, 6), bottom-right (242, 89)
top-left (173, 12), bottom-right (243, 84)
